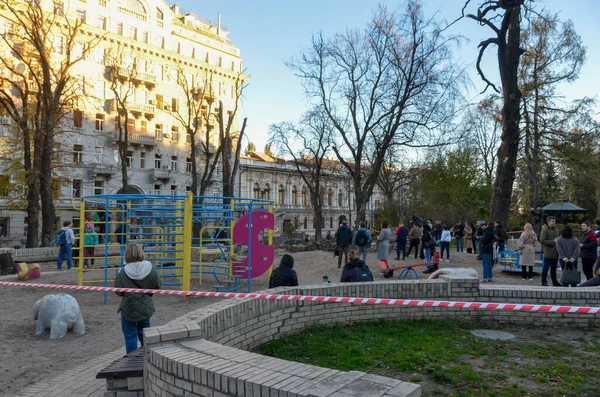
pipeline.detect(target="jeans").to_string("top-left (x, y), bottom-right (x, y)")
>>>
top-left (478, 241), bottom-right (482, 256)
top-left (358, 246), bottom-right (368, 262)
top-left (407, 239), bottom-right (420, 258)
top-left (396, 239), bottom-right (407, 259)
top-left (482, 253), bottom-right (493, 280)
top-left (497, 242), bottom-right (505, 253)
top-left (581, 257), bottom-right (596, 280)
top-left (424, 248), bottom-right (431, 263)
top-left (578, 276), bottom-right (600, 287)
top-left (455, 237), bottom-right (463, 252)
top-left (337, 245), bottom-right (349, 268)
top-left (440, 242), bottom-right (450, 260)
top-left (559, 259), bottom-right (579, 287)
top-left (121, 315), bottom-right (151, 354)
top-left (57, 243), bottom-right (73, 270)
top-left (541, 257), bottom-right (559, 286)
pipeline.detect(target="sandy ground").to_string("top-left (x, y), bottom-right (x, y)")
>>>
top-left (0, 247), bottom-right (542, 395)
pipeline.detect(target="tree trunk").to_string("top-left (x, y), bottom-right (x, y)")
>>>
top-left (354, 189), bottom-right (369, 225)
top-left (312, 194), bottom-right (323, 243)
top-left (39, 130), bottom-right (56, 247)
top-left (23, 125), bottom-right (40, 248)
top-left (189, 128), bottom-right (198, 196)
top-left (489, 6), bottom-right (522, 226)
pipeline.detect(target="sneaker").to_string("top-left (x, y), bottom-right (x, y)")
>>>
top-left (542, 283), bottom-right (548, 286)
top-left (552, 282), bottom-right (562, 287)
top-left (481, 279), bottom-right (488, 283)
top-left (488, 279), bottom-right (493, 283)
top-left (522, 278), bottom-right (526, 280)
top-left (528, 277), bottom-right (533, 280)
top-left (445, 259), bottom-right (450, 263)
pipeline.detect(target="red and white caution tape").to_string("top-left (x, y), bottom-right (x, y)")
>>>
top-left (1, 281), bottom-right (599, 314)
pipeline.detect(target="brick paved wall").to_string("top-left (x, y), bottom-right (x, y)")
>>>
top-left (143, 276), bottom-right (600, 397)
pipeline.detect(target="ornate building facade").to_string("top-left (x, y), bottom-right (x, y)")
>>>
top-left (0, 0), bottom-right (244, 245)
top-left (238, 152), bottom-right (384, 236)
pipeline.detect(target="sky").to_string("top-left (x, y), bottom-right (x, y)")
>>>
top-left (176, 0), bottom-right (600, 152)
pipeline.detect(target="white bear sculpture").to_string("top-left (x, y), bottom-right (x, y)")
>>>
top-left (33, 294), bottom-right (85, 339)
top-left (427, 268), bottom-right (478, 280)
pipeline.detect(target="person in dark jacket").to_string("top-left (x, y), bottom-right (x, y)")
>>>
top-left (268, 254), bottom-right (299, 288)
top-left (421, 224), bottom-right (434, 263)
top-left (114, 243), bottom-right (161, 354)
top-left (454, 222), bottom-right (465, 252)
top-left (579, 221), bottom-right (598, 281)
top-left (494, 220), bottom-right (507, 253)
top-left (340, 250), bottom-right (374, 282)
top-left (335, 221), bottom-right (353, 268)
top-left (395, 222), bottom-right (409, 260)
top-left (480, 221), bottom-right (496, 282)
top-left (475, 221), bottom-right (484, 259)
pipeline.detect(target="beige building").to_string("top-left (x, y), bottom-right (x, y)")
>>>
top-left (238, 152), bottom-right (385, 237)
top-left (0, 0), bottom-right (245, 245)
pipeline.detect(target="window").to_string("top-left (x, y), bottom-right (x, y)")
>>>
top-left (141, 30), bottom-right (148, 43)
top-left (231, 61), bottom-right (235, 71)
top-left (140, 152), bottom-right (145, 168)
top-left (116, 22), bottom-right (123, 35)
top-left (303, 217), bottom-right (307, 230)
top-left (72, 179), bottom-right (82, 198)
top-left (170, 185), bottom-right (177, 196)
top-left (330, 217), bottom-right (333, 229)
top-left (170, 156), bottom-right (177, 171)
top-left (94, 180), bottom-right (104, 195)
top-left (126, 150), bottom-right (133, 167)
top-left (154, 124), bottom-right (162, 139)
top-left (156, 94), bottom-right (163, 109)
top-left (0, 175), bottom-right (9, 197)
top-left (0, 217), bottom-right (9, 237)
top-left (154, 153), bottom-right (161, 168)
top-left (253, 183), bottom-right (260, 199)
top-left (217, 56), bottom-right (222, 67)
top-left (292, 185), bottom-right (297, 206)
top-left (301, 186), bottom-right (307, 206)
top-left (186, 131), bottom-right (192, 145)
top-left (76, 9), bottom-right (86, 23)
top-left (95, 113), bottom-right (104, 131)
top-left (171, 126), bottom-right (179, 142)
top-left (154, 184), bottom-right (161, 195)
top-left (140, 120), bottom-right (147, 134)
top-left (96, 16), bottom-right (106, 30)
top-left (156, 7), bottom-right (164, 20)
top-left (53, 36), bottom-right (65, 54)
top-left (204, 53), bottom-right (209, 63)
top-left (53, 2), bottom-right (64, 15)
top-left (171, 97), bottom-right (178, 112)
top-left (73, 110), bottom-right (83, 128)
top-left (73, 145), bottom-right (83, 163)
top-left (191, 47), bottom-right (196, 59)
top-left (278, 185), bottom-right (285, 206)
top-left (338, 190), bottom-right (343, 208)
top-left (185, 185), bottom-right (191, 192)
top-left (128, 26), bottom-right (137, 40)
top-left (95, 147), bottom-right (103, 163)
top-left (127, 118), bottom-right (134, 133)
top-left (327, 188), bottom-right (332, 207)
top-left (186, 157), bottom-right (192, 172)
top-left (230, 85), bottom-right (235, 99)
top-left (263, 183), bottom-right (270, 200)
top-left (175, 41), bottom-right (181, 54)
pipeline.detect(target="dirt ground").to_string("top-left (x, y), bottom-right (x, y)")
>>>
top-left (0, 247), bottom-right (546, 395)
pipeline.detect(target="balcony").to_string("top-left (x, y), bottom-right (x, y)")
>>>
top-left (16, 79), bottom-right (38, 93)
top-left (88, 164), bottom-right (117, 178)
top-left (108, 67), bottom-right (157, 88)
top-left (109, 131), bottom-right (155, 146)
top-left (136, 71), bottom-right (157, 86)
top-left (151, 168), bottom-right (171, 181)
top-left (118, 6), bottom-right (147, 22)
top-left (127, 102), bottom-right (156, 119)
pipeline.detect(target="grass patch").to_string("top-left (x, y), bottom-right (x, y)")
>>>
top-left (258, 319), bottom-right (600, 396)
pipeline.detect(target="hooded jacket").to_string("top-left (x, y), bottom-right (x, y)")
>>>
top-left (335, 224), bottom-right (353, 247)
top-left (580, 230), bottom-right (598, 259)
top-left (60, 226), bottom-right (75, 245)
top-left (481, 226), bottom-right (496, 254)
top-left (340, 259), bottom-right (374, 283)
top-left (268, 255), bottom-right (298, 288)
top-left (114, 260), bottom-right (161, 322)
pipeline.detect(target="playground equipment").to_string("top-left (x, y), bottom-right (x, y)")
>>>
top-left (496, 249), bottom-right (544, 273)
top-left (71, 194), bottom-right (274, 303)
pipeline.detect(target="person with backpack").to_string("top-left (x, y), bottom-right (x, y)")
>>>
top-left (395, 222), bottom-right (409, 260)
top-left (352, 221), bottom-right (372, 262)
top-left (269, 254), bottom-right (299, 288)
top-left (56, 221), bottom-right (75, 271)
top-left (335, 221), bottom-right (353, 268)
top-left (114, 243), bottom-right (161, 354)
top-left (340, 250), bottom-right (374, 282)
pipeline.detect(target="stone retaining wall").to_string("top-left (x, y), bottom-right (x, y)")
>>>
top-left (143, 277), bottom-right (600, 397)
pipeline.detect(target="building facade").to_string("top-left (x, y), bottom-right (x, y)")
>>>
top-left (0, 0), bottom-right (244, 245)
top-left (238, 152), bottom-right (385, 237)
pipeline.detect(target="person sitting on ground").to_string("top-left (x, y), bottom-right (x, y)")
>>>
top-left (341, 250), bottom-right (374, 283)
top-left (268, 254), bottom-right (299, 288)
top-left (114, 243), bottom-right (161, 354)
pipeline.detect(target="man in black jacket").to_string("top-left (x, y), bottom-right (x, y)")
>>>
top-left (335, 221), bottom-right (353, 268)
top-left (480, 221), bottom-right (496, 282)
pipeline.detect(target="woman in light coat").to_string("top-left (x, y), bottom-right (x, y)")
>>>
top-left (518, 223), bottom-right (537, 280)
top-left (377, 220), bottom-right (393, 269)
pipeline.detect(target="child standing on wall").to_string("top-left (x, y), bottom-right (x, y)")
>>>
top-left (83, 224), bottom-right (99, 268)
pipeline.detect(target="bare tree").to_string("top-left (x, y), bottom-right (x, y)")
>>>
top-left (104, 44), bottom-right (140, 193)
top-left (0, 0), bottom-right (99, 246)
top-left (269, 107), bottom-right (333, 242)
top-left (288, 2), bottom-right (463, 222)
top-left (171, 65), bottom-right (221, 197)
top-left (464, 0), bottom-right (527, 225)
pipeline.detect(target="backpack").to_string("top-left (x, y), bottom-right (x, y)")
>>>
top-left (55, 229), bottom-right (66, 246)
top-left (355, 229), bottom-right (369, 247)
top-left (357, 265), bottom-right (374, 282)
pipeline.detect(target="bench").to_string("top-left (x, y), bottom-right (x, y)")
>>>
top-left (96, 349), bottom-right (144, 396)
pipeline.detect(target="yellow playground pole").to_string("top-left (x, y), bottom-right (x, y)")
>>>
top-left (182, 193), bottom-right (192, 293)
top-left (78, 199), bottom-right (85, 285)
top-left (175, 201), bottom-right (183, 283)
